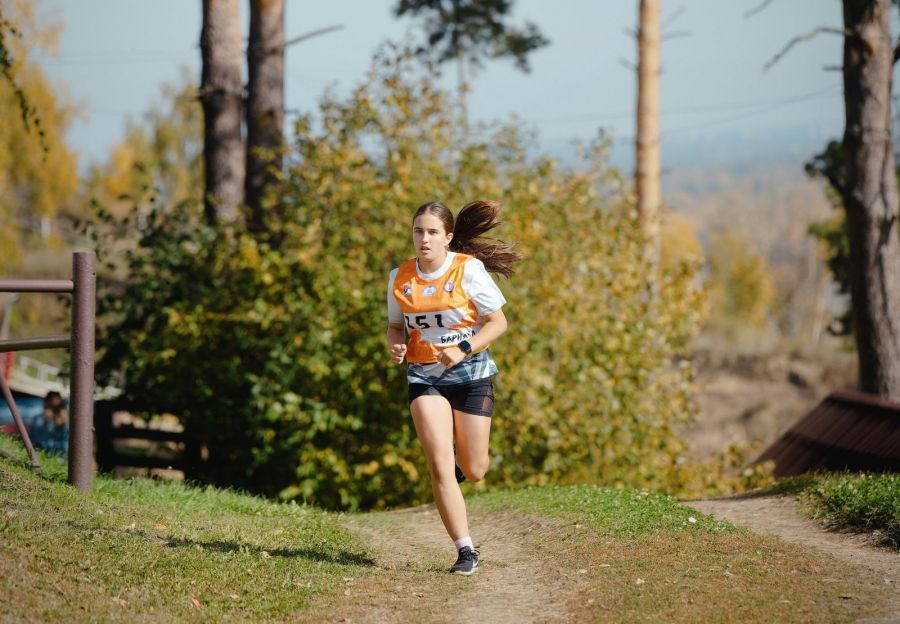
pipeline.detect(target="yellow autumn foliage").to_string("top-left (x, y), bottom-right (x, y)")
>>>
top-left (0, 0), bottom-right (78, 270)
top-left (92, 47), bottom-right (765, 509)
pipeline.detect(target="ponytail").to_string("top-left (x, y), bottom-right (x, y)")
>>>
top-left (450, 200), bottom-right (524, 278)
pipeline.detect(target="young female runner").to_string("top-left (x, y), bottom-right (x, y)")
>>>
top-left (385, 199), bottom-right (522, 575)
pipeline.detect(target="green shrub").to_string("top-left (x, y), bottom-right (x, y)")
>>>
top-left (91, 48), bottom-right (730, 510)
top-left (804, 473), bottom-right (900, 547)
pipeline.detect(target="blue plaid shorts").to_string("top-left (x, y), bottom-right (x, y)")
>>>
top-left (406, 349), bottom-right (498, 386)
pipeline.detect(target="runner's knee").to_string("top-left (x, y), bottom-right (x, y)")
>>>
top-left (427, 454), bottom-right (457, 483)
top-left (462, 457), bottom-right (489, 482)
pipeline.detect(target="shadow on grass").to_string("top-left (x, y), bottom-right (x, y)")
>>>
top-left (162, 535), bottom-right (377, 566)
top-left (681, 474), bottom-right (820, 502)
top-left (61, 519), bottom-right (376, 567)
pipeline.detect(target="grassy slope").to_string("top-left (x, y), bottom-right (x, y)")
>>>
top-left (0, 435), bottom-right (891, 623)
top-left (0, 436), bottom-right (372, 623)
top-left (763, 472), bottom-right (900, 548)
top-left (469, 486), bottom-right (888, 623)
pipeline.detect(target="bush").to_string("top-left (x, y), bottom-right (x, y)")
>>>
top-left (91, 47), bottom-right (734, 510)
top-left (805, 473), bottom-right (900, 547)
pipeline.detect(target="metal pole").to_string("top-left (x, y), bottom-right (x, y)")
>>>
top-left (0, 280), bottom-right (74, 293)
top-left (68, 252), bottom-right (96, 491)
top-left (0, 336), bottom-right (70, 352)
top-left (0, 372), bottom-right (40, 469)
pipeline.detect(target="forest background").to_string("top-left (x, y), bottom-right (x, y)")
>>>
top-left (0, 0), bottom-right (885, 510)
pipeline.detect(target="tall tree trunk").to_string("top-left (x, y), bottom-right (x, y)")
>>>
top-left (842, 0), bottom-right (900, 400)
top-left (200, 0), bottom-right (244, 224)
top-left (246, 0), bottom-right (285, 233)
top-left (635, 0), bottom-right (661, 269)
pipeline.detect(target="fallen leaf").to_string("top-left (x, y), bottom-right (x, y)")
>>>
top-left (578, 569), bottom-right (587, 574)
top-left (598, 564), bottom-right (611, 568)
top-left (112, 597), bottom-right (127, 607)
top-left (343, 589), bottom-right (351, 596)
top-left (154, 524), bottom-right (167, 531)
top-left (190, 595), bottom-right (203, 611)
top-left (687, 517), bottom-right (697, 524)
top-left (635, 578), bottom-right (645, 586)
top-left (587, 599), bottom-right (595, 605)
top-left (229, 594), bottom-right (240, 600)
top-left (261, 551), bottom-right (271, 558)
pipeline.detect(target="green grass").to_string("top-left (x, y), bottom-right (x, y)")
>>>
top-left (0, 434), bottom-right (374, 622)
top-left (751, 471), bottom-right (900, 548)
top-left (471, 484), bottom-right (738, 537)
top-left (801, 473), bottom-right (900, 548)
top-left (1, 434), bottom-right (892, 622)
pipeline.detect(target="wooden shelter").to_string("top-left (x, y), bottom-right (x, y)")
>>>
top-left (755, 390), bottom-right (900, 477)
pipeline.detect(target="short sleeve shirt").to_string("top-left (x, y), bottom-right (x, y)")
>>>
top-left (387, 252), bottom-right (506, 385)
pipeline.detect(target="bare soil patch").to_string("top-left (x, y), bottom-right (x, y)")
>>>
top-left (686, 494), bottom-right (900, 623)
top-left (313, 503), bottom-right (585, 624)
top-left (305, 496), bottom-right (892, 624)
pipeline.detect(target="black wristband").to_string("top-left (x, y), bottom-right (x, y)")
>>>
top-left (458, 340), bottom-right (473, 355)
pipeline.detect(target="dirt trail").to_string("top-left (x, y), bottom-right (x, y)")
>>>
top-left (321, 503), bottom-right (583, 624)
top-left (306, 494), bottom-right (900, 623)
top-left (686, 495), bottom-right (900, 624)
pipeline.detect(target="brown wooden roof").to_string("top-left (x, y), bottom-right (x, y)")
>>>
top-left (755, 389), bottom-right (900, 477)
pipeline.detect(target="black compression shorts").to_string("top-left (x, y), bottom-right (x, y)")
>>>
top-left (408, 377), bottom-right (495, 417)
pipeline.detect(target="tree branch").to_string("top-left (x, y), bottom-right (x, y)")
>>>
top-left (822, 169), bottom-right (847, 199)
top-left (662, 29), bottom-right (691, 41)
top-left (241, 25), bottom-right (345, 53)
top-left (763, 27), bottom-right (846, 72)
top-left (744, 0), bottom-right (774, 19)
top-left (281, 24), bottom-right (344, 50)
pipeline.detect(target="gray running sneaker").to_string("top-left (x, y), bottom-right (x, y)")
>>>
top-left (449, 546), bottom-right (479, 575)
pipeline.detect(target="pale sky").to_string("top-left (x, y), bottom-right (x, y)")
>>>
top-left (33, 0), bottom-right (869, 170)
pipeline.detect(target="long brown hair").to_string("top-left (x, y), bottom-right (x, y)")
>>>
top-left (413, 200), bottom-right (524, 278)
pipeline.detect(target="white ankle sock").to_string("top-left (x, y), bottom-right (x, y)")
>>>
top-left (454, 536), bottom-right (474, 551)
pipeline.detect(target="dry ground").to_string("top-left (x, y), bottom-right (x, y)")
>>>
top-left (687, 494), bottom-right (900, 624)
top-left (304, 495), bottom-right (895, 624)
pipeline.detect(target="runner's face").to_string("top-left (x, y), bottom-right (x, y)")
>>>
top-left (412, 213), bottom-right (452, 264)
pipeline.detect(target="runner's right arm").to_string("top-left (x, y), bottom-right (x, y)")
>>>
top-left (387, 323), bottom-right (407, 364)
top-left (386, 268), bottom-right (407, 364)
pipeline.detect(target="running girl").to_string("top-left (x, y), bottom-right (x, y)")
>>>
top-left (386, 199), bottom-right (522, 575)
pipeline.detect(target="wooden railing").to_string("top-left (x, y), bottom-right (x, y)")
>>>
top-left (94, 401), bottom-right (201, 475)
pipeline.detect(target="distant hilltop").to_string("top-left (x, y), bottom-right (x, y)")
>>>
top-left (538, 122), bottom-right (837, 177)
